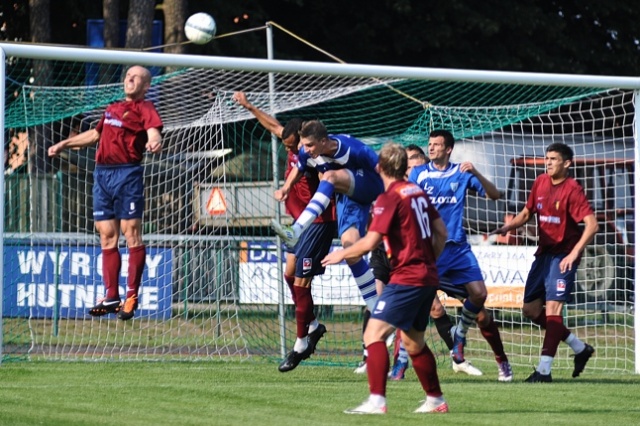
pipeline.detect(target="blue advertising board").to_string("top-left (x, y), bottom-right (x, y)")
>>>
top-left (3, 245), bottom-right (173, 319)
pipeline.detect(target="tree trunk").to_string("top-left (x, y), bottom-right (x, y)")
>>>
top-left (103, 0), bottom-right (120, 49)
top-left (29, 0), bottom-right (53, 173)
top-left (29, 0), bottom-right (51, 84)
top-left (163, 0), bottom-right (187, 55)
top-left (125, 0), bottom-right (155, 50)
top-left (100, 0), bottom-right (120, 84)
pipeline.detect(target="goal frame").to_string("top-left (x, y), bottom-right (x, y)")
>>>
top-left (0, 41), bottom-right (638, 372)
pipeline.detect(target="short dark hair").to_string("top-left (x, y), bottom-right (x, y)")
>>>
top-left (299, 120), bottom-right (328, 141)
top-left (405, 144), bottom-right (426, 160)
top-left (429, 129), bottom-right (455, 149)
top-left (546, 142), bottom-right (574, 162)
top-left (282, 118), bottom-right (303, 141)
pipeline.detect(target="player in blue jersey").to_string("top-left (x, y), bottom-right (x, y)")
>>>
top-left (408, 129), bottom-right (513, 382)
top-left (272, 120), bottom-right (383, 313)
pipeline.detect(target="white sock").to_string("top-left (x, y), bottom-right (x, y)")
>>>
top-left (537, 355), bottom-right (554, 375)
top-left (294, 337), bottom-right (308, 353)
top-left (564, 333), bottom-right (586, 354)
top-left (397, 340), bottom-right (409, 363)
top-left (368, 394), bottom-right (386, 407)
top-left (308, 319), bottom-right (319, 334)
top-left (427, 395), bottom-right (445, 406)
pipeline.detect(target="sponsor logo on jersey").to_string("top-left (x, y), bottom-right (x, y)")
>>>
top-left (540, 215), bottom-right (561, 224)
top-left (399, 185), bottom-right (423, 197)
top-left (104, 117), bottom-right (123, 128)
top-left (429, 195), bottom-right (459, 205)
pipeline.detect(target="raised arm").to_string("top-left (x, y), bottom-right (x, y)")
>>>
top-left (459, 161), bottom-right (501, 200)
top-left (233, 91), bottom-right (284, 137)
top-left (48, 128), bottom-right (100, 157)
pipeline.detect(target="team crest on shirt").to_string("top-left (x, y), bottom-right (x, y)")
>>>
top-left (303, 258), bottom-right (312, 271)
top-left (555, 201), bottom-right (560, 210)
top-left (537, 202), bottom-right (543, 210)
top-left (450, 182), bottom-right (459, 192)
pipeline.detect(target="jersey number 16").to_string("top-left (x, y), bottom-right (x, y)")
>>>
top-left (410, 196), bottom-right (431, 239)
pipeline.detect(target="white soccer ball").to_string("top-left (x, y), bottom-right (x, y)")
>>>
top-left (185, 13), bottom-right (216, 45)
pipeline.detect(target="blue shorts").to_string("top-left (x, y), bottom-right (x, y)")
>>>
top-left (346, 168), bottom-right (383, 205)
top-left (371, 284), bottom-right (437, 332)
top-left (523, 253), bottom-right (577, 304)
top-left (93, 164), bottom-right (144, 221)
top-left (292, 222), bottom-right (337, 278)
top-left (436, 242), bottom-right (484, 287)
top-left (335, 194), bottom-right (370, 237)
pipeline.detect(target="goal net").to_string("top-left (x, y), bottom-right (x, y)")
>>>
top-left (1, 44), bottom-right (637, 373)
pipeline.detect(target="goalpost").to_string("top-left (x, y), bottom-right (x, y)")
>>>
top-left (0, 41), bottom-right (638, 374)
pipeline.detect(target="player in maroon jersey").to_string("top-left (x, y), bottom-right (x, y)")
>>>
top-left (233, 92), bottom-right (337, 372)
top-left (323, 142), bottom-right (449, 415)
top-left (48, 65), bottom-right (163, 321)
top-left (493, 142), bottom-right (598, 382)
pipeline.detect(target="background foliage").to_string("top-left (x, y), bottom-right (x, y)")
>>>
top-left (0, 0), bottom-right (638, 75)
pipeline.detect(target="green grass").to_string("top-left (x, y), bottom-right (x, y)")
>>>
top-left (1, 361), bottom-right (639, 425)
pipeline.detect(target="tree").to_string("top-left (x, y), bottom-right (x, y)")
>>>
top-left (163, 0), bottom-right (187, 55)
top-left (125, 0), bottom-right (156, 49)
top-left (103, 0), bottom-right (120, 49)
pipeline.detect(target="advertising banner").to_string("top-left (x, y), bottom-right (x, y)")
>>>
top-left (3, 245), bottom-right (173, 319)
top-left (239, 241), bottom-right (535, 308)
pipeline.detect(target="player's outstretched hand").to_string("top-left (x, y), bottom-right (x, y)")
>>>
top-left (490, 226), bottom-right (509, 236)
top-left (321, 250), bottom-right (345, 267)
top-left (274, 188), bottom-right (289, 202)
top-left (48, 143), bottom-right (63, 157)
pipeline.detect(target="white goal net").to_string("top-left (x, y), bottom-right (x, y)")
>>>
top-left (0, 43), bottom-right (637, 373)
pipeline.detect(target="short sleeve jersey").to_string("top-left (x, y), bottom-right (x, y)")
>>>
top-left (526, 173), bottom-right (594, 256)
top-left (368, 180), bottom-right (441, 287)
top-left (95, 99), bottom-right (163, 165)
top-left (285, 150), bottom-right (336, 223)
top-left (296, 134), bottom-right (378, 175)
top-left (408, 162), bottom-right (485, 243)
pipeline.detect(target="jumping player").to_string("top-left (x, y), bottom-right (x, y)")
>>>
top-left (48, 65), bottom-right (162, 321)
top-left (271, 120), bottom-right (382, 313)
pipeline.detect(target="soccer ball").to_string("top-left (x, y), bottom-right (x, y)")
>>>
top-left (184, 13), bottom-right (216, 45)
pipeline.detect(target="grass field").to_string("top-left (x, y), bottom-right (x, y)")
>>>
top-left (1, 359), bottom-right (639, 425)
